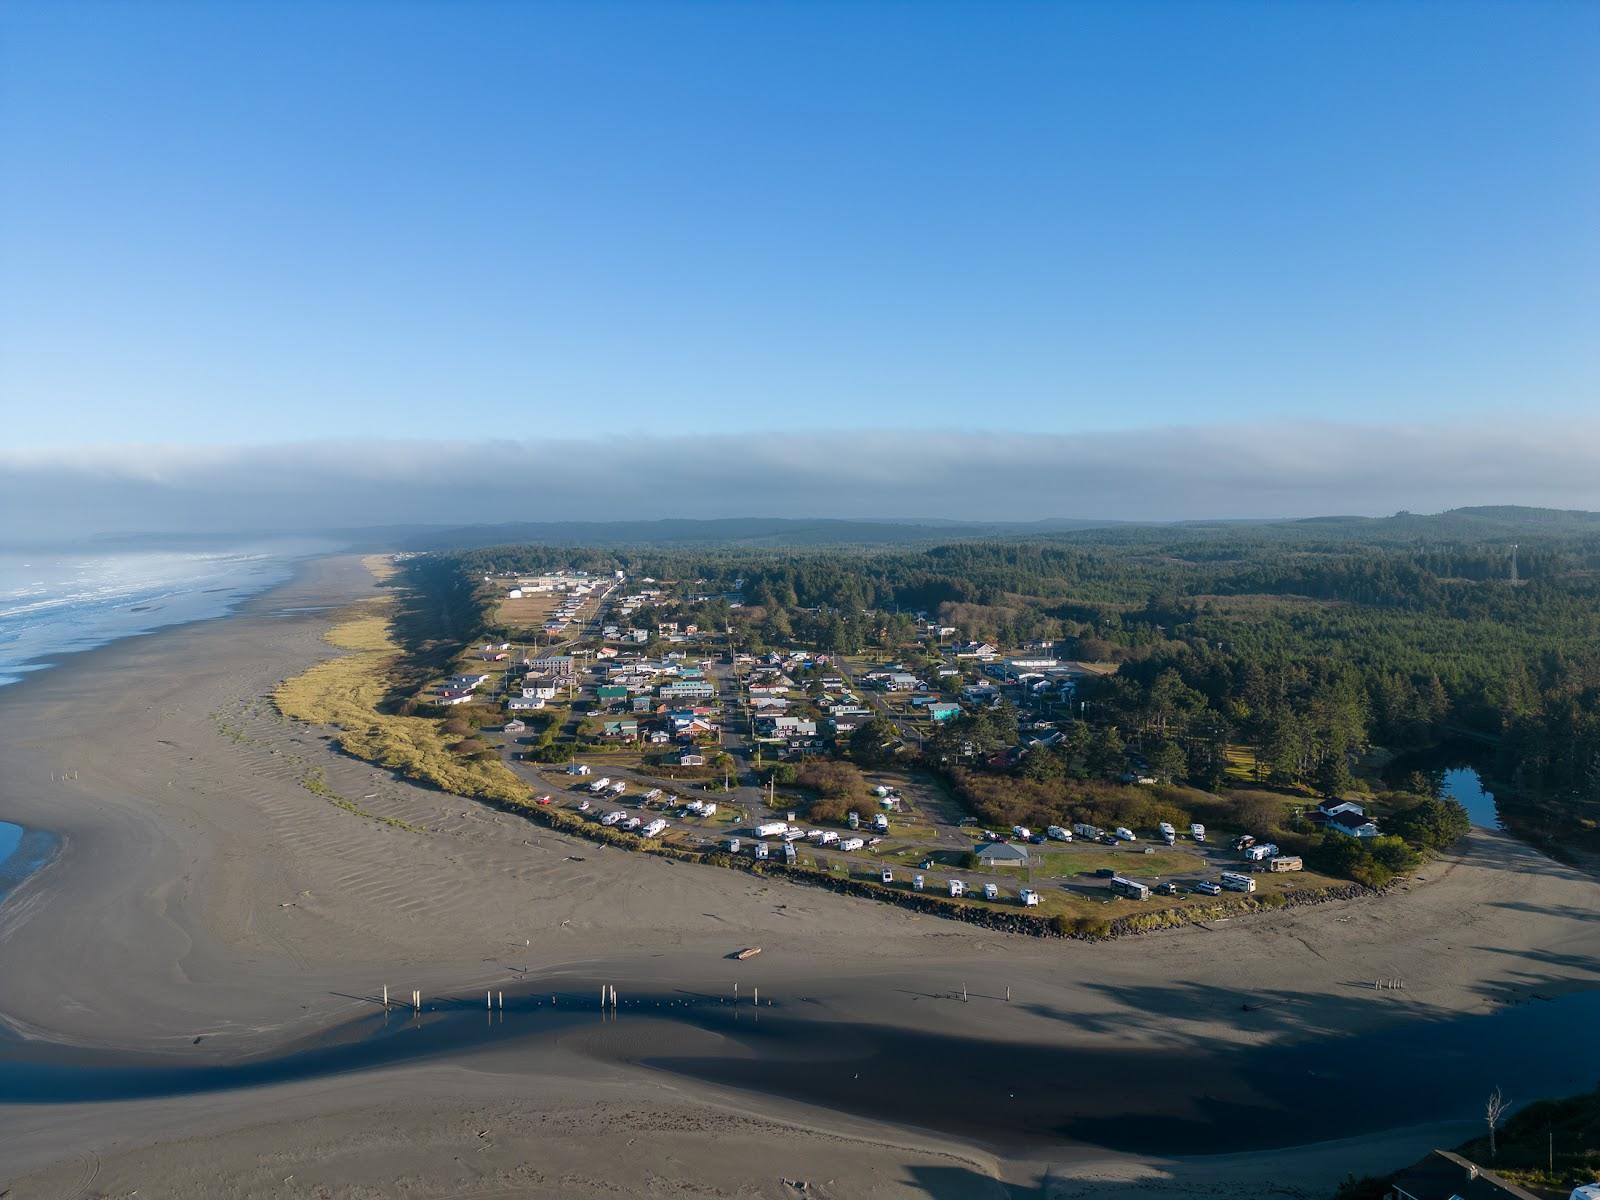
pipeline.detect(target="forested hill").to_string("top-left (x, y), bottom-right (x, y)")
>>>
top-left (392, 516), bottom-right (1125, 551)
top-left (390, 507), bottom-right (1600, 554)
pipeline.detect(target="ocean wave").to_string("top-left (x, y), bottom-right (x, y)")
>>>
top-left (0, 540), bottom-right (332, 688)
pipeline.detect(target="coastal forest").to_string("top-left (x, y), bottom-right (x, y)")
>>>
top-left (431, 507), bottom-right (1600, 863)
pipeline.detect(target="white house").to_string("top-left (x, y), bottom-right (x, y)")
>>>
top-left (1327, 810), bottom-right (1380, 838)
top-left (520, 677), bottom-right (559, 700)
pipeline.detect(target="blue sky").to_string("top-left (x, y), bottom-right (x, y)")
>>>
top-left (3, 0), bottom-right (1595, 456)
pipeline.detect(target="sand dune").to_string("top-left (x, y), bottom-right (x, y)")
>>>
top-left (2, 555), bottom-right (1597, 1197)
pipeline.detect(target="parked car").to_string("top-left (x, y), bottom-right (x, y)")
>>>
top-left (1195, 881), bottom-right (1223, 896)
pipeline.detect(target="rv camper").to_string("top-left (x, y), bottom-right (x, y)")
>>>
top-left (1109, 876), bottom-right (1151, 900)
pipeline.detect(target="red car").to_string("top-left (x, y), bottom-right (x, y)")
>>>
top-left (535, 794), bottom-right (553, 805)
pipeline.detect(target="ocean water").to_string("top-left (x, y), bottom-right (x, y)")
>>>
top-left (0, 540), bottom-right (335, 688)
top-left (0, 821), bottom-right (59, 908)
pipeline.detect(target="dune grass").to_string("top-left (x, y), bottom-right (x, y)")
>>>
top-left (273, 596), bottom-right (531, 811)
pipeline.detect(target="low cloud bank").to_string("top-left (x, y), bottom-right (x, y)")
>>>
top-left (3, 421), bottom-right (1599, 540)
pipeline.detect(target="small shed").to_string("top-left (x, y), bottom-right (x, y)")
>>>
top-left (974, 842), bottom-right (1030, 868)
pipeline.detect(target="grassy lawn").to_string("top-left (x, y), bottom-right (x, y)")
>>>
top-left (1039, 848), bottom-right (1201, 878)
top-left (1222, 742), bottom-right (1264, 785)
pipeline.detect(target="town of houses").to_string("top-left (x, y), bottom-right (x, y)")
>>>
top-left (409, 565), bottom-right (1374, 924)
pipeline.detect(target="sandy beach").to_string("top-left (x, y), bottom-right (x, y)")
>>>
top-left (3, 554), bottom-right (1598, 1198)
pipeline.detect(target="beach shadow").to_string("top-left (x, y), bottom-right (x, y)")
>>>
top-left (902, 1164), bottom-right (1021, 1198)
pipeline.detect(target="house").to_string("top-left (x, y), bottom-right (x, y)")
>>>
top-left (1327, 809), bottom-right (1381, 838)
top-left (758, 716), bottom-right (818, 738)
top-left (601, 719), bottom-right (639, 739)
top-left (960, 682), bottom-right (1002, 705)
top-left (437, 693), bottom-right (476, 706)
top-left (506, 696), bottom-right (546, 711)
top-left (952, 641), bottom-right (997, 658)
top-left (677, 750), bottom-right (707, 767)
top-left (520, 677), bottom-right (558, 700)
top-left (1387, 1151), bottom-right (1539, 1200)
top-left (974, 842), bottom-right (1030, 868)
top-left (660, 681), bottom-right (715, 700)
top-left (596, 685), bottom-right (629, 704)
top-left (503, 719), bottom-right (527, 733)
top-left (1317, 797), bottom-right (1366, 819)
top-left (531, 655), bottom-right (575, 678)
top-left (927, 703), bottom-right (962, 722)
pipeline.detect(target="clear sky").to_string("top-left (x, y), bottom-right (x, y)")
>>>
top-left (3, 0), bottom-right (1596, 454)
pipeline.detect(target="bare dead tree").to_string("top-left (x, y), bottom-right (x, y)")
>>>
top-left (1485, 1086), bottom-right (1511, 1159)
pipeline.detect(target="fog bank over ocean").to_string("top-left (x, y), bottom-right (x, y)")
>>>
top-left (0, 539), bottom-right (337, 687)
top-left (4, 421), bottom-right (1600, 538)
